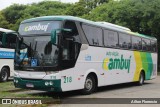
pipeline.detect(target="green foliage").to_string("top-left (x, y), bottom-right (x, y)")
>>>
top-left (79, 0), bottom-right (109, 10)
top-left (85, 0), bottom-right (160, 67)
top-left (0, 0), bottom-right (159, 42)
top-left (86, 0), bottom-right (160, 38)
top-left (0, 11), bottom-right (9, 29)
top-left (65, 2), bottom-right (89, 17)
top-left (0, 0), bottom-right (160, 39)
top-left (0, 1), bottom-right (71, 31)
top-left (1, 4), bottom-right (27, 30)
top-left (0, 1), bottom-right (109, 31)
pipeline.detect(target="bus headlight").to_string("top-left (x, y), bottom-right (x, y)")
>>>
top-left (45, 81), bottom-right (53, 86)
top-left (50, 81), bottom-right (53, 85)
top-left (45, 82), bottom-right (49, 86)
top-left (15, 80), bottom-right (18, 83)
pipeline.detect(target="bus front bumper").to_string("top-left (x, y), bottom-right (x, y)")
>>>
top-left (13, 77), bottom-right (62, 92)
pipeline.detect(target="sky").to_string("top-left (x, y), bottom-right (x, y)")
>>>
top-left (0, 0), bottom-right (79, 10)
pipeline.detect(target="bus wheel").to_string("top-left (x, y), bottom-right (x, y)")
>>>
top-left (137, 72), bottom-right (145, 85)
top-left (82, 75), bottom-right (96, 95)
top-left (0, 67), bottom-right (9, 82)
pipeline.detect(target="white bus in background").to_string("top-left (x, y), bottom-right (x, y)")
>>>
top-left (0, 28), bottom-right (17, 82)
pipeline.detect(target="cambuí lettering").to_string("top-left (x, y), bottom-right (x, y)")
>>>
top-left (24, 23), bottom-right (50, 32)
top-left (103, 55), bottom-right (131, 73)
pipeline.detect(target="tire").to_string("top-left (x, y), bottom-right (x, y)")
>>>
top-left (82, 75), bottom-right (96, 95)
top-left (137, 72), bottom-right (145, 85)
top-left (0, 67), bottom-right (9, 82)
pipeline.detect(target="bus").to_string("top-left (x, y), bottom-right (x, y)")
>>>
top-left (13, 16), bottom-right (157, 94)
top-left (0, 28), bottom-right (17, 82)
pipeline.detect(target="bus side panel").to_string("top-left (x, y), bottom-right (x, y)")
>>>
top-left (61, 46), bottom-right (136, 91)
top-left (150, 53), bottom-right (157, 79)
top-left (132, 51), bottom-right (142, 82)
top-left (60, 46), bottom-right (106, 92)
top-left (103, 48), bottom-right (136, 85)
top-left (60, 46), bottom-right (157, 92)
top-left (133, 51), bottom-right (157, 81)
top-left (0, 48), bottom-right (15, 77)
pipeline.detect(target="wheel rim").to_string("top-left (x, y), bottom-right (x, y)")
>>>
top-left (1, 70), bottom-right (7, 81)
top-left (140, 73), bottom-right (144, 84)
top-left (85, 77), bottom-right (93, 91)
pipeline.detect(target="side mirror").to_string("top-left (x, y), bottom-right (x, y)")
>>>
top-left (62, 28), bottom-right (72, 37)
top-left (2, 33), bottom-right (7, 47)
top-left (51, 28), bottom-right (72, 45)
top-left (62, 28), bottom-right (72, 32)
top-left (51, 30), bottom-right (58, 45)
top-left (18, 37), bottom-right (24, 49)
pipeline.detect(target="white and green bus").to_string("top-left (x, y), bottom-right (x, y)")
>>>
top-left (0, 28), bottom-right (17, 82)
top-left (13, 16), bottom-right (157, 94)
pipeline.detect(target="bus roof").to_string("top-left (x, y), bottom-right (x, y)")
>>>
top-left (21, 16), bottom-right (157, 40)
top-left (0, 28), bottom-right (15, 33)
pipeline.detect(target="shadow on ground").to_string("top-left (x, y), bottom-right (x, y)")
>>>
top-left (28, 82), bottom-right (152, 99)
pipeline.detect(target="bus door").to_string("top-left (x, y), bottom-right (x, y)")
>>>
top-left (60, 21), bottom-right (81, 90)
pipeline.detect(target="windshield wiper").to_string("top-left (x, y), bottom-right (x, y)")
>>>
top-left (31, 43), bottom-right (47, 72)
top-left (32, 41), bottom-right (37, 58)
top-left (18, 42), bottom-right (31, 67)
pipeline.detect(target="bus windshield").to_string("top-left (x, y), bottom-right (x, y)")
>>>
top-left (15, 21), bottom-right (62, 71)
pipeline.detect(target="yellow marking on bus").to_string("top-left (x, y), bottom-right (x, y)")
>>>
top-left (103, 58), bottom-right (109, 71)
top-left (133, 51), bottom-right (142, 81)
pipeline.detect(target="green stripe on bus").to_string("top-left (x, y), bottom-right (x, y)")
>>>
top-left (146, 53), bottom-right (153, 79)
top-left (140, 52), bottom-right (153, 80)
top-left (140, 52), bottom-right (148, 79)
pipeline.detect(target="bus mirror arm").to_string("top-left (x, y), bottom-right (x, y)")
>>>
top-left (51, 30), bottom-right (58, 45)
top-left (64, 37), bottom-right (74, 41)
top-left (51, 28), bottom-right (72, 45)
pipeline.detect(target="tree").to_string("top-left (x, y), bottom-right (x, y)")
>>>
top-left (65, 2), bottom-right (89, 16)
top-left (1, 4), bottom-right (27, 30)
top-left (86, 0), bottom-right (160, 37)
top-left (86, 0), bottom-right (160, 67)
top-left (0, 1), bottom-right (71, 31)
top-left (79, 0), bottom-right (109, 11)
top-left (0, 11), bottom-right (9, 29)
top-left (2, 4), bottom-right (27, 25)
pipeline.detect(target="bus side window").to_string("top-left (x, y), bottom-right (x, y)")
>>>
top-left (119, 33), bottom-right (131, 49)
top-left (82, 24), bottom-right (103, 46)
top-left (62, 21), bottom-right (81, 60)
top-left (151, 40), bottom-right (157, 52)
top-left (63, 21), bottom-right (79, 37)
top-left (5, 34), bottom-right (17, 49)
top-left (0, 32), bottom-right (3, 47)
top-left (142, 39), bottom-right (151, 51)
top-left (104, 30), bottom-right (118, 48)
top-left (132, 36), bottom-right (142, 50)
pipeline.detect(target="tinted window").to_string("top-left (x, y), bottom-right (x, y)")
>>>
top-left (132, 36), bottom-right (142, 50)
top-left (5, 34), bottom-right (17, 49)
top-left (142, 39), bottom-right (151, 51)
top-left (82, 24), bottom-right (103, 46)
top-left (151, 40), bottom-right (157, 52)
top-left (64, 21), bottom-right (78, 36)
top-left (119, 33), bottom-right (131, 49)
top-left (63, 21), bottom-right (80, 43)
top-left (104, 30), bottom-right (118, 47)
top-left (0, 32), bottom-right (3, 47)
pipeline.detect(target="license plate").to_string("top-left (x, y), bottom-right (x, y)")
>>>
top-left (26, 83), bottom-right (34, 88)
